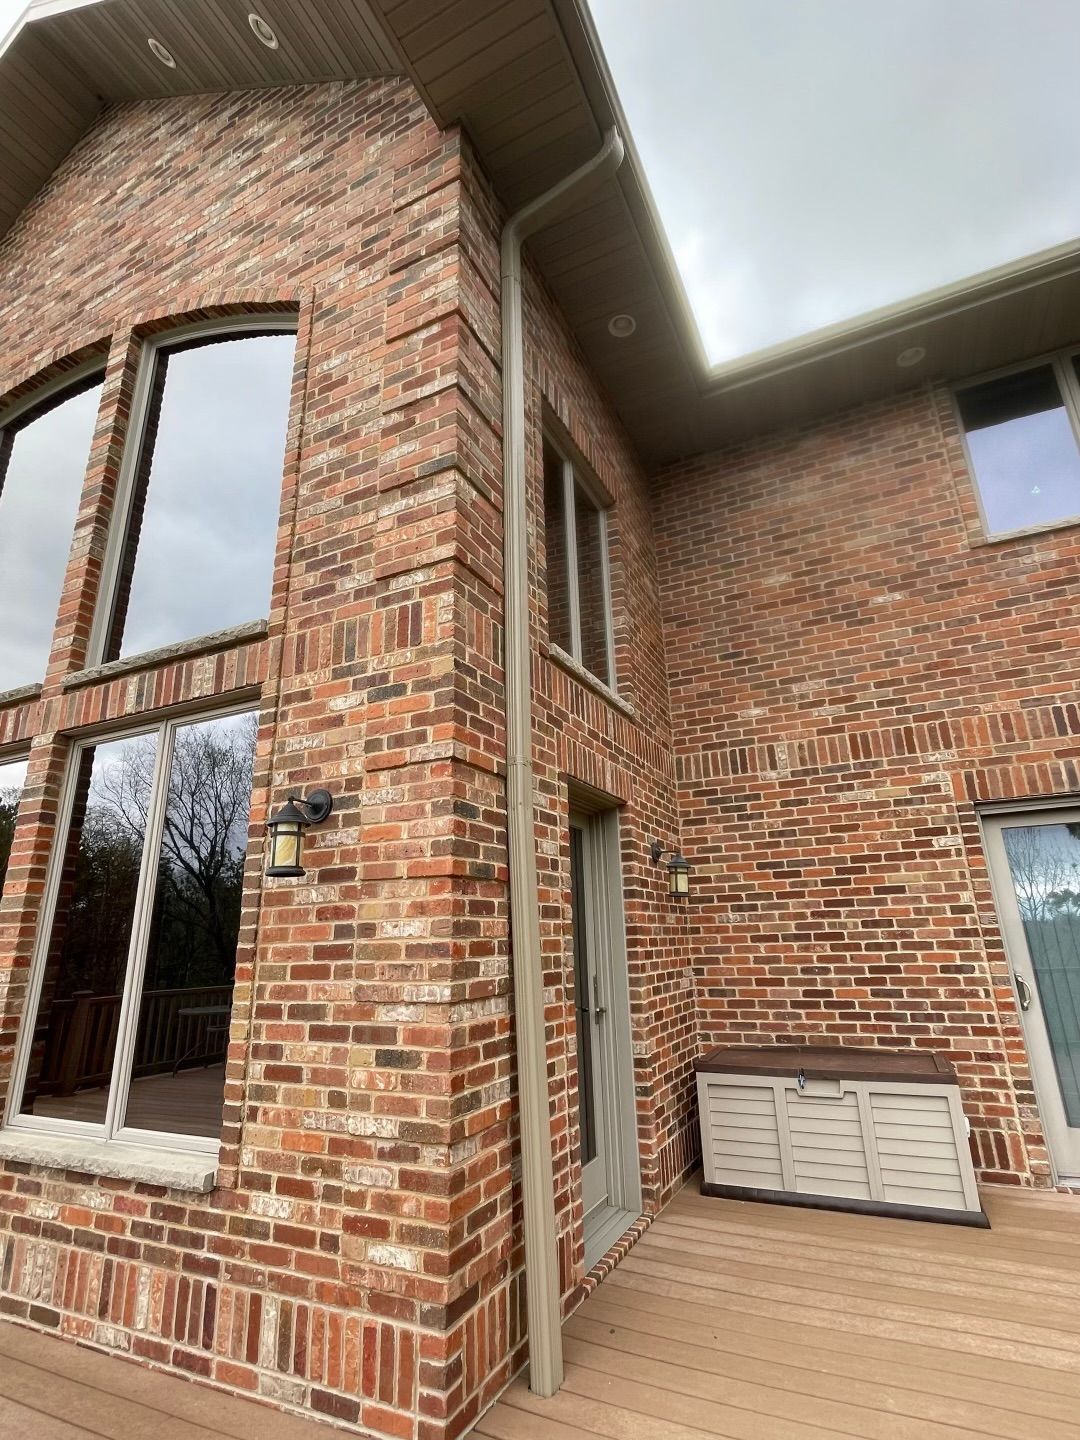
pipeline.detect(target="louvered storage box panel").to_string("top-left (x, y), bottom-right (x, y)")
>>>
top-left (695, 1046), bottom-right (986, 1227)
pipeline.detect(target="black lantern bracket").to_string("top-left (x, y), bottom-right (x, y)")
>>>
top-left (266, 789), bottom-right (335, 878)
top-left (649, 840), bottom-right (692, 898)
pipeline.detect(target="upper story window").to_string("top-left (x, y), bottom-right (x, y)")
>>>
top-left (0, 371), bottom-right (103, 693)
top-left (99, 325), bottom-right (296, 663)
top-left (0, 755), bottom-right (28, 897)
top-left (10, 707), bottom-right (257, 1150)
top-left (543, 434), bottom-right (616, 689)
top-left (955, 353), bottom-right (1080, 537)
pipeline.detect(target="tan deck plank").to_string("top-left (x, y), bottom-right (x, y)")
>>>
top-left (0, 1394), bottom-right (97, 1439)
top-left (504, 1368), bottom-right (852, 1439)
top-left (604, 1267), bottom-right (1080, 1394)
top-left (660, 1208), bottom-right (1080, 1287)
top-left (0, 1353), bottom-right (230, 1440)
top-left (582, 1290), bottom-right (1080, 1422)
top-left (473, 1388), bottom-right (598, 1438)
top-left (0, 1323), bottom-right (330, 1440)
top-left (619, 1248), bottom-right (1080, 1362)
top-left (565, 1313), bottom-right (1050, 1439)
top-left (638, 1226), bottom-right (1080, 1320)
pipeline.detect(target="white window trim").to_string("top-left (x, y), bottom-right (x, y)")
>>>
top-left (3, 700), bottom-right (256, 1161)
top-left (87, 314), bottom-right (298, 670)
top-left (544, 430), bottom-right (617, 692)
top-left (952, 344), bottom-right (1080, 539)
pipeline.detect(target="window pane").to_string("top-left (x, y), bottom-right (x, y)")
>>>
top-left (122, 710), bottom-right (256, 1139)
top-left (575, 483), bottom-right (611, 686)
top-left (0, 756), bottom-right (28, 896)
top-left (957, 365), bottom-right (1080, 534)
top-left (108, 332), bottom-right (295, 661)
top-left (544, 442), bottom-right (573, 654)
top-left (20, 735), bottom-right (153, 1124)
top-left (0, 377), bottom-right (101, 691)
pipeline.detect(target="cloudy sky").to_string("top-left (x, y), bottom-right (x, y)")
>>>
top-left (4, 0), bottom-right (1080, 365)
top-left (591, 0), bottom-right (1080, 362)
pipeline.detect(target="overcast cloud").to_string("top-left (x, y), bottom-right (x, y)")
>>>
top-left (4, 1), bottom-right (1080, 366)
top-left (590, 0), bottom-right (1080, 362)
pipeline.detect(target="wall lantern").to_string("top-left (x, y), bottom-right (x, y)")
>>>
top-left (266, 789), bottom-right (334, 878)
top-left (650, 840), bottom-right (692, 898)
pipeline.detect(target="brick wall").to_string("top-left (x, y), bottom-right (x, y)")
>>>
top-left (653, 383), bottom-right (1080, 1187)
top-left (0, 79), bottom-right (531, 1439)
top-left (0, 74), bottom-right (699, 1440)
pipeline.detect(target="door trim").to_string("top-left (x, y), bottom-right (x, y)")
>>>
top-left (980, 803), bottom-right (1080, 1184)
top-left (568, 801), bottom-right (642, 1269)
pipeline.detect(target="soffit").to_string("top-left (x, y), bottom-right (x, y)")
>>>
top-left (5, 0), bottom-right (1080, 464)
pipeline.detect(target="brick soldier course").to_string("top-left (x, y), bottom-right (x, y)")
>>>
top-left (0, 5), bottom-right (1078, 1439)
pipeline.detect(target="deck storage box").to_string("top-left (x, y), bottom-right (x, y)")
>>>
top-left (695, 1045), bottom-right (987, 1227)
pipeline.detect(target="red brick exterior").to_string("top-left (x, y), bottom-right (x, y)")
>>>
top-left (653, 384), bottom-right (1080, 1188)
top-left (0, 78), bottom-right (695, 1438)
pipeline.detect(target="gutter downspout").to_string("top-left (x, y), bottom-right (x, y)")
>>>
top-left (500, 126), bottom-right (624, 1399)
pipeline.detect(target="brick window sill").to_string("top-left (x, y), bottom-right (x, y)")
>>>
top-left (0, 1129), bottom-right (217, 1192)
top-left (62, 619), bottom-right (269, 691)
top-left (548, 643), bottom-right (637, 719)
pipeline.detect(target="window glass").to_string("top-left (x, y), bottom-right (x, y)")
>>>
top-left (123, 710), bottom-right (256, 1139)
top-left (20, 736), bottom-right (151, 1124)
top-left (574, 483), bottom-right (611, 686)
top-left (107, 331), bottom-right (295, 661)
top-left (543, 441), bottom-right (573, 654)
top-left (957, 365), bottom-right (1080, 534)
top-left (0, 376), bottom-right (102, 691)
top-left (17, 709), bottom-right (256, 1141)
top-left (542, 436), bottom-right (616, 688)
top-left (0, 756), bottom-right (28, 896)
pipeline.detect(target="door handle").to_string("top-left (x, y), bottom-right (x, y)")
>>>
top-left (593, 976), bottom-right (607, 1022)
top-left (1015, 973), bottom-right (1033, 1012)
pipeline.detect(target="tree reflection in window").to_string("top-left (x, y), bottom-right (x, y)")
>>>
top-left (18, 710), bottom-right (256, 1141)
top-left (0, 756), bottom-right (28, 897)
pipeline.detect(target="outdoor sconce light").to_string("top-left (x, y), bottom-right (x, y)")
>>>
top-left (266, 789), bottom-right (334, 878)
top-left (650, 840), bottom-right (692, 898)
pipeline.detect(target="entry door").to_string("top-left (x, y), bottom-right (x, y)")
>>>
top-left (568, 808), bottom-right (641, 1265)
top-left (985, 810), bottom-right (1080, 1179)
top-left (570, 816), bottom-right (607, 1220)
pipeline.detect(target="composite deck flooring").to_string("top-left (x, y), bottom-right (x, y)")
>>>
top-left (477, 1183), bottom-right (1080, 1440)
top-left (3, 1182), bottom-right (1080, 1438)
top-left (30, 1066), bottom-right (226, 1137)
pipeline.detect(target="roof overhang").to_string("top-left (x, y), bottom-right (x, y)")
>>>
top-left (5, 0), bottom-right (1080, 464)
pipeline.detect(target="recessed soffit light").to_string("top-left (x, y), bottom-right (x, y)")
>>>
top-left (248, 12), bottom-right (280, 48)
top-left (896, 345), bottom-right (927, 368)
top-left (147, 37), bottom-right (176, 67)
top-left (608, 313), bottom-right (636, 338)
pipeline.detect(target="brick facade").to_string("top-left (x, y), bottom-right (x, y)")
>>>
top-left (654, 383), bottom-right (1080, 1188)
top-left (0, 76), bottom-right (695, 1439)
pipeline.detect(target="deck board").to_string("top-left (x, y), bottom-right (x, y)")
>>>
top-left (482, 1184), bottom-right (1080, 1438)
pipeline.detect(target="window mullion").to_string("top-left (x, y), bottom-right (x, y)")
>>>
top-left (563, 459), bottom-right (582, 662)
top-left (1055, 353), bottom-right (1080, 457)
top-left (597, 507), bottom-right (616, 688)
top-left (104, 720), bottom-right (175, 1141)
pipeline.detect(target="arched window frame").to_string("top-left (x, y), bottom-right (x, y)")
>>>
top-left (87, 314), bottom-right (299, 670)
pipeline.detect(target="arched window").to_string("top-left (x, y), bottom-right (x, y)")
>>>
top-left (0, 370), bottom-right (103, 692)
top-left (98, 324), bottom-right (297, 663)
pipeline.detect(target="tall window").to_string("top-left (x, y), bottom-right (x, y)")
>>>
top-left (0, 372), bottom-right (103, 692)
top-left (956, 352), bottom-right (1080, 536)
top-left (101, 327), bottom-right (296, 662)
top-left (543, 435), bottom-right (616, 689)
top-left (12, 708), bottom-right (257, 1149)
top-left (0, 755), bottom-right (28, 898)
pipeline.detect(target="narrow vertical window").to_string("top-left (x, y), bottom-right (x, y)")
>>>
top-left (0, 374), bottom-right (102, 692)
top-left (0, 755), bottom-right (28, 897)
top-left (14, 708), bottom-right (256, 1148)
top-left (103, 328), bottom-right (296, 662)
top-left (542, 435), bottom-right (616, 689)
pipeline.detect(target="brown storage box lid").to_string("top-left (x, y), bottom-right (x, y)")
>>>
top-left (694, 1045), bottom-right (956, 1085)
